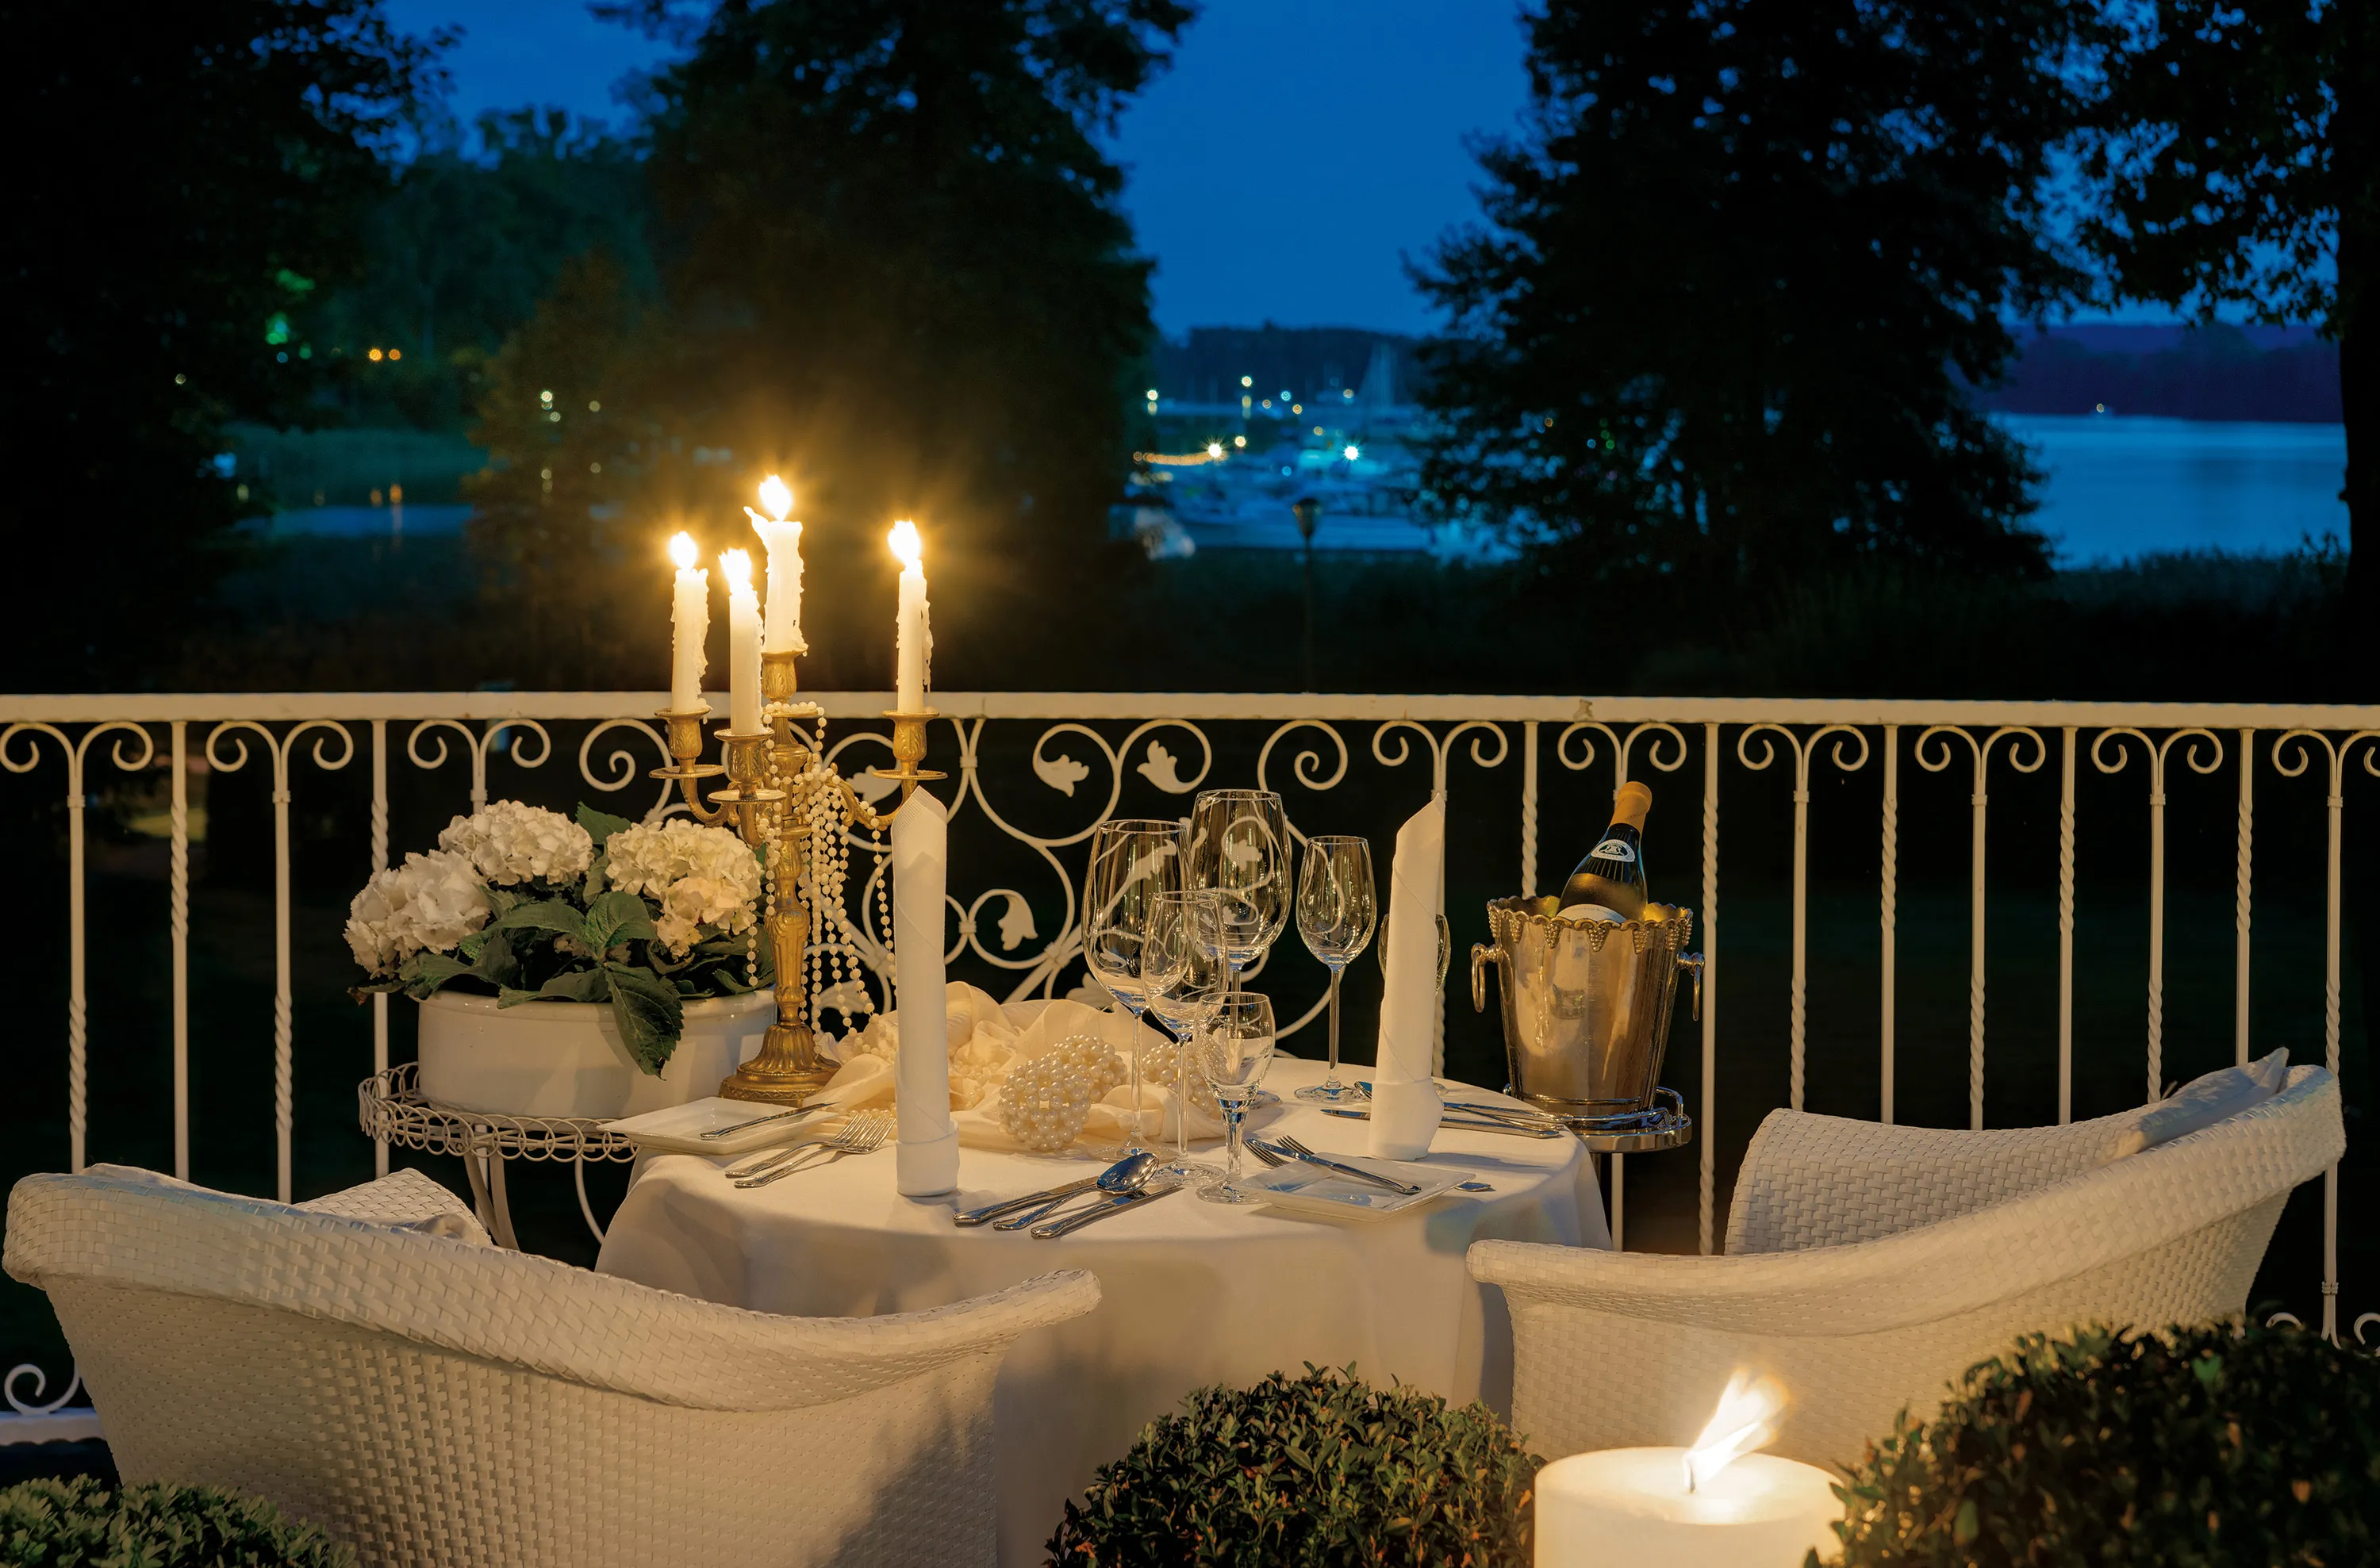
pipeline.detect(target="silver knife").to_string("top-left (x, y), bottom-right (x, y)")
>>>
top-left (952, 1178), bottom-right (1104, 1229)
top-left (1319, 1107), bottom-right (1564, 1139)
top-left (1248, 1139), bottom-right (1422, 1194)
top-left (700, 1103), bottom-right (829, 1140)
top-left (1032, 1183), bottom-right (1184, 1238)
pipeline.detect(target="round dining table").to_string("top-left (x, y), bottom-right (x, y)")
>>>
top-left (594, 1056), bottom-right (1610, 1566)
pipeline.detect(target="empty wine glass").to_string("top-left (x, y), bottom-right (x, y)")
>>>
top-left (1293, 835), bottom-right (1376, 1102)
top-left (1186, 790), bottom-right (1291, 1011)
top-left (1192, 991), bottom-right (1276, 1204)
top-left (1084, 819), bottom-right (1185, 1156)
top-left (1146, 888), bottom-right (1226, 1180)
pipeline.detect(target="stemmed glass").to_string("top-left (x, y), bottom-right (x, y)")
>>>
top-left (1083, 819), bottom-right (1186, 1156)
top-left (1146, 888), bottom-right (1226, 1180)
top-left (1191, 991), bottom-right (1276, 1204)
top-left (1186, 790), bottom-right (1292, 1012)
top-left (1293, 835), bottom-right (1376, 1102)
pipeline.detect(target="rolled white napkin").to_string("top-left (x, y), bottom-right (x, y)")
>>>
top-left (1370, 797), bottom-right (1445, 1160)
top-left (892, 789), bottom-right (960, 1196)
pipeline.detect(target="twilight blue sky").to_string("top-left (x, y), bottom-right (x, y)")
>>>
top-left (382, 0), bottom-right (1530, 335)
top-left (382, 2), bottom-right (2197, 335)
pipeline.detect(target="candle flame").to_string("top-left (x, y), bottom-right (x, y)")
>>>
top-left (887, 519), bottom-right (922, 569)
top-left (720, 547), bottom-right (754, 592)
top-left (1683, 1370), bottom-right (1787, 1493)
top-left (668, 531), bottom-right (698, 570)
top-left (758, 474), bottom-right (793, 521)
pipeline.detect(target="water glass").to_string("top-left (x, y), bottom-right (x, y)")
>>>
top-left (1293, 835), bottom-right (1376, 1102)
top-left (1147, 888), bottom-right (1226, 1179)
top-left (1192, 991), bottom-right (1276, 1204)
top-left (1084, 819), bottom-right (1186, 1155)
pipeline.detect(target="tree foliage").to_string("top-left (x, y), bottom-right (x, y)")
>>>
top-left (0, 1), bottom-right (440, 688)
top-left (465, 0), bottom-right (1191, 691)
top-left (1417, 0), bottom-right (2101, 589)
top-left (2078, 0), bottom-right (2378, 652)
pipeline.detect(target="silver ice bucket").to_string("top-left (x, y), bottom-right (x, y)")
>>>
top-left (1469, 896), bottom-right (1704, 1121)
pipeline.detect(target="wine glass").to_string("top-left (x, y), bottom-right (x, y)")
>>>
top-left (1186, 790), bottom-right (1292, 1010)
top-left (1083, 819), bottom-right (1186, 1156)
top-left (1146, 888), bottom-right (1226, 1180)
top-left (1191, 991), bottom-right (1276, 1204)
top-left (1293, 835), bottom-right (1376, 1102)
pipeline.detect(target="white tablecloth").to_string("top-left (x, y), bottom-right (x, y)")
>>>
top-left (595, 1056), bottom-right (1608, 1566)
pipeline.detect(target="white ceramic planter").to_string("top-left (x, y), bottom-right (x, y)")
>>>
top-left (416, 989), bottom-right (775, 1119)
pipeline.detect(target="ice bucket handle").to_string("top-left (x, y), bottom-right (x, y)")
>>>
top-left (1470, 942), bottom-right (1500, 1013)
top-left (1679, 952), bottom-right (1706, 1022)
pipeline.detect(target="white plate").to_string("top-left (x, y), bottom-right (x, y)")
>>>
top-left (605, 1096), bottom-right (835, 1156)
top-left (1229, 1153), bottom-right (1476, 1221)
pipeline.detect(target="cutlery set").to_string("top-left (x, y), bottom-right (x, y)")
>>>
top-left (716, 1091), bottom-right (1546, 1221)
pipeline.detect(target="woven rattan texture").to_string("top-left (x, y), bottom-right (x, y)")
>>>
top-left (7, 1168), bottom-right (1098, 1410)
top-left (1472, 1068), bottom-right (2341, 1468)
top-left (7, 1167), bottom-right (1101, 1567)
top-left (56, 1282), bottom-right (1002, 1567)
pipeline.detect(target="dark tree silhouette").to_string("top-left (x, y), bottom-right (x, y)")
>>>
top-left (463, 0), bottom-right (1193, 690)
top-left (2079, 0), bottom-right (2378, 676)
top-left (0, 2), bottom-right (441, 688)
top-left (1416, 0), bottom-right (2101, 590)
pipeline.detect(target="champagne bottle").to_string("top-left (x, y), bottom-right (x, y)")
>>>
top-left (1559, 780), bottom-right (1651, 919)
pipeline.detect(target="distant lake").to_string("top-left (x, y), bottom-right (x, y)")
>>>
top-left (2002, 414), bottom-right (2347, 565)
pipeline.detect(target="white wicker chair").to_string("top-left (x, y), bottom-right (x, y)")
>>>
top-left (1470, 1065), bottom-right (2344, 1468)
top-left (5, 1164), bottom-right (1100, 1568)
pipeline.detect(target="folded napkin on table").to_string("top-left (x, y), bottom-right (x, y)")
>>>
top-left (820, 982), bottom-right (1228, 1154)
top-left (1370, 797), bottom-right (1446, 1160)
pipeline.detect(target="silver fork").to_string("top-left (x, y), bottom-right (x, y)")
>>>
top-left (725, 1110), bottom-right (892, 1183)
top-left (732, 1110), bottom-right (892, 1188)
top-left (1273, 1133), bottom-right (1495, 1194)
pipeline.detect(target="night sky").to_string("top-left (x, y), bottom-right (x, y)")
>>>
top-left (378, 0), bottom-right (1531, 335)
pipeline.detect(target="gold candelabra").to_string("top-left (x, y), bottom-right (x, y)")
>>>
top-left (653, 652), bottom-right (942, 1105)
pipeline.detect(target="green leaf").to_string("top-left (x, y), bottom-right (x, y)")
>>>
top-left (491, 900), bottom-right (589, 945)
top-left (604, 964), bottom-right (684, 1075)
top-left (403, 951), bottom-right (476, 997)
top-left (1952, 1497), bottom-right (1979, 1544)
top-left (473, 929), bottom-right (522, 991)
top-left (498, 968), bottom-right (609, 1007)
top-left (577, 803), bottom-right (634, 849)
top-left (582, 888), bottom-right (658, 953)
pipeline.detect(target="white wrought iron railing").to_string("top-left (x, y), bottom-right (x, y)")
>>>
top-left (0, 690), bottom-right (2370, 1443)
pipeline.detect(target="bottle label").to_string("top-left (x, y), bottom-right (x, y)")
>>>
top-left (1591, 838), bottom-right (1636, 863)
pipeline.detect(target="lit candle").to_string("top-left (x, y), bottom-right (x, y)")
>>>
top-left (720, 548), bottom-right (762, 733)
top-left (1534, 1372), bottom-right (1841, 1568)
top-left (747, 474), bottom-right (806, 654)
top-left (667, 532), bottom-right (708, 711)
top-left (887, 519), bottom-right (931, 711)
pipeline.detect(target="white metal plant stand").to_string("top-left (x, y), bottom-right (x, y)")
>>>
top-left (357, 1064), bottom-right (638, 1249)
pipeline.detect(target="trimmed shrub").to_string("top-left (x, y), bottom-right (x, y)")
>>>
top-left (1049, 1365), bottom-right (1541, 1566)
top-left (1818, 1319), bottom-right (2380, 1566)
top-left (0, 1475), bottom-right (351, 1567)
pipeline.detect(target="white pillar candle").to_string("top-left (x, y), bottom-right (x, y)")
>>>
top-left (667, 532), bottom-right (708, 711)
top-left (887, 519), bottom-right (931, 711)
top-left (720, 548), bottom-right (762, 733)
top-left (748, 474), bottom-right (807, 654)
top-left (1534, 1449), bottom-right (1840, 1567)
top-left (892, 788), bottom-right (959, 1196)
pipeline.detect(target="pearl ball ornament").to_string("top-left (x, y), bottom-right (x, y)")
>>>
top-left (997, 1033), bottom-right (1125, 1153)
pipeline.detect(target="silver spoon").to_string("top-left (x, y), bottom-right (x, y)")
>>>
top-left (993, 1151), bottom-right (1157, 1232)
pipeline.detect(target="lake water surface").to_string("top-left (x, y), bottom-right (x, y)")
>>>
top-left (2004, 415), bottom-right (2347, 564)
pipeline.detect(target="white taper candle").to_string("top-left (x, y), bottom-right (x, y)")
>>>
top-left (667, 531), bottom-right (708, 711)
top-left (888, 519), bottom-right (931, 711)
top-left (749, 475), bottom-right (806, 654)
top-left (721, 548), bottom-right (762, 733)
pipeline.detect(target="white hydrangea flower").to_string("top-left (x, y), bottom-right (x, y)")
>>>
top-left (345, 849), bottom-right (493, 974)
top-left (605, 819), bottom-right (762, 954)
top-left (436, 801), bottom-right (593, 888)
